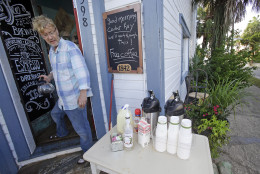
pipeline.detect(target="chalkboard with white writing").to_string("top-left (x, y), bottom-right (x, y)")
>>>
top-left (0, 0), bottom-right (55, 121)
top-left (103, 4), bottom-right (143, 73)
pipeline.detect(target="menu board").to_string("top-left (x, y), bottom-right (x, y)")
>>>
top-left (0, 0), bottom-right (55, 121)
top-left (103, 4), bottom-right (143, 73)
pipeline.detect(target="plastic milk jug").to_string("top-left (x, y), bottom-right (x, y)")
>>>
top-left (117, 104), bottom-right (133, 134)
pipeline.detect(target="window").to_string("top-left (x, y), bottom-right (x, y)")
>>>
top-left (179, 14), bottom-right (191, 82)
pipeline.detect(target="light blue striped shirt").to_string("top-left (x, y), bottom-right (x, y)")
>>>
top-left (49, 38), bottom-right (92, 110)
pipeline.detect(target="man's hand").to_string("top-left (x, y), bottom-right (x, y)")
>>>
top-left (78, 89), bottom-right (87, 108)
top-left (39, 73), bottom-right (53, 83)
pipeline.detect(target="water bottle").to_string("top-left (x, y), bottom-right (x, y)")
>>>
top-left (124, 112), bottom-right (134, 150)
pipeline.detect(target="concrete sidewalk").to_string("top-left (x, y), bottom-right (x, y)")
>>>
top-left (214, 85), bottom-right (260, 174)
top-left (252, 63), bottom-right (260, 79)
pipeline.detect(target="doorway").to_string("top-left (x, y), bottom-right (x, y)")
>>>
top-left (31, 0), bottom-right (97, 147)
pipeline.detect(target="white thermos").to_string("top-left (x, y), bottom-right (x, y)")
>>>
top-left (177, 119), bottom-right (192, 160)
top-left (167, 116), bottom-right (180, 154)
top-left (155, 116), bottom-right (167, 152)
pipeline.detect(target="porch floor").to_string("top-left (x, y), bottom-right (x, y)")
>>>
top-left (35, 116), bottom-right (78, 145)
top-left (17, 151), bottom-right (92, 174)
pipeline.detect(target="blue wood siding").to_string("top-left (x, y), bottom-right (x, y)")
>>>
top-left (143, 0), bottom-right (165, 113)
top-left (0, 65), bottom-right (30, 160)
top-left (92, 0), bottom-right (117, 129)
top-left (75, 0), bottom-right (107, 138)
top-left (0, 127), bottom-right (18, 174)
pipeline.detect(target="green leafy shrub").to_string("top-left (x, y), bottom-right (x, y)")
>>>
top-left (207, 78), bottom-right (244, 119)
top-left (185, 99), bottom-right (225, 129)
top-left (185, 78), bottom-right (243, 122)
top-left (190, 47), bottom-right (207, 72)
top-left (190, 47), bottom-right (256, 89)
top-left (206, 48), bottom-right (254, 89)
top-left (198, 115), bottom-right (230, 158)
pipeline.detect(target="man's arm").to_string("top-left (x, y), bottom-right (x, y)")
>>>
top-left (39, 72), bottom-right (53, 83)
top-left (78, 89), bottom-right (87, 108)
top-left (69, 43), bottom-right (91, 108)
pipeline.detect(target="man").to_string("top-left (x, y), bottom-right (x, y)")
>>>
top-left (32, 15), bottom-right (93, 164)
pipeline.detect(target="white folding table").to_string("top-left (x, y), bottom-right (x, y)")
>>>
top-left (83, 126), bottom-right (213, 174)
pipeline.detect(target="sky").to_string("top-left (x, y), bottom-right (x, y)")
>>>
top-left (234, 5), bottom-right (259, 33)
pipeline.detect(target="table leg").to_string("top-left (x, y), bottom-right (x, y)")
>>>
top-left (90, 162), bottom-right (100, 174)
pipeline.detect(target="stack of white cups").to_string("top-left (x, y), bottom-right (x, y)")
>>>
top-left (177, 119), bottom-right (192, 160)
top-left (167, 116), bottom-right (180, 154)
top-left (155, 116), bottom-right (167, 152)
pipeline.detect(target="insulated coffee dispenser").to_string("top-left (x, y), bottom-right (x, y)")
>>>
top-left (142, 90), bottom-right (161, 139)
top-left (164, 91), bottom-right (184, 122)
top-left (37, 77), bottom-right (55, 95)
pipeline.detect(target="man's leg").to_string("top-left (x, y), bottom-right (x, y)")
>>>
top-left (51, 102), bottom-right (69, 137)
top-left (65, 106), bottom-right (93, 152)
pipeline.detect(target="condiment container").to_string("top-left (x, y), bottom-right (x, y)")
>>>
top-left (177, 119), bottom-right (192, 160)
top-left (134, 108), bottom-right (141, 133)
top-left (110, 133), bottom-right (123, 152)
top-left (167, 116), bottom-right (180, 154)
top-left (155, 116), bottom-right (167, 152)
top-left (138, 119), bottom-right (151, 148)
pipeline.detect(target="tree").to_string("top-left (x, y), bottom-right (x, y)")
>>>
top-left (241, 16), bottom-right (260, 46)
top-left (241, 16), bottom-right (260, 62)
top-left (195, 0), bottom-right (260, 52)
top-left (197, 5), bottom-right (213, 51)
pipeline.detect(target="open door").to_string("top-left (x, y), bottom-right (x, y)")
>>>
top-left (0, 0), bottom-right (55, 153)
top-left (0, 0), bottom-right (96, 154)
top-left (31, 0), bottom-right (97, 146)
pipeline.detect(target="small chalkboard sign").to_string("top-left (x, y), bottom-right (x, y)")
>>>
top-left (0, 0), bottom-right (55, 121)
top-left (103, 4), bottom-right (143, 73)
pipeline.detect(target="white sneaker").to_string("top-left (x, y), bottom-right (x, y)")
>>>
top-left (77, 158), bottom-right (85, 164)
